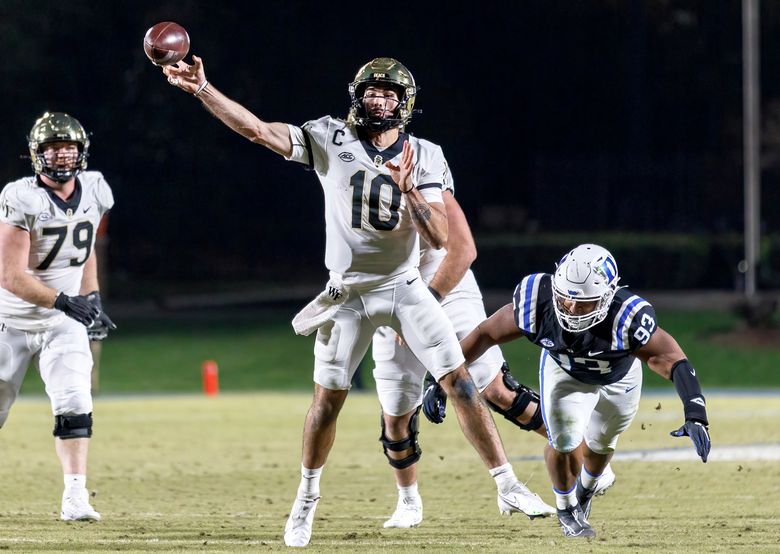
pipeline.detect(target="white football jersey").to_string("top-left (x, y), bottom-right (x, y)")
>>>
top-left (0, 171), bottom-right (114, 331)
top-left (287, 116), bottom-right (449, 285)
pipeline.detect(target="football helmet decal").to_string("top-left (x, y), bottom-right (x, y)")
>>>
top-left (348, 57), bottom-right (417, 132)
top-left (552, 244), bottom-right (620, 333)
top-left (28, 112), bottom-right (90, 183)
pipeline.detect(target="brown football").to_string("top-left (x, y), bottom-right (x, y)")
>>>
top-left (143, 22), bottom-right (190, 66)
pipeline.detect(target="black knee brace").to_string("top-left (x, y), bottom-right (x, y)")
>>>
top-left (486, 363), bottom-right (543, 432)
top-left (379, 406), bottom-right (422, 469)
top-left (53, 413), bottom-right (93, 439)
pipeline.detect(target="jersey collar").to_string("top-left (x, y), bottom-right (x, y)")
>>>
top-left (358, 129), bottom-right (408, 167)
top-left (37, 175), bottom-right (82, 214)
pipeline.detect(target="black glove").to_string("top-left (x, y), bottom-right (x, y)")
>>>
top-left (85, 291), bottom-right (117, 341)
top-left (670, 420), bottom-right (711, 463)
top-left (54, 292), bottom-right (99, 326)
top-left (422, 371), bottom-right (447, 424)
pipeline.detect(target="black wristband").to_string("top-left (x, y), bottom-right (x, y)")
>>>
top-left (670, 359), bottom-right (708, 425)
top-left (428, 286), bottom-right (443, 302)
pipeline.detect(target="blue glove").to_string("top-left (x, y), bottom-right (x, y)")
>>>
top-left (422, 372), bottom-right (447, 424)
top-left (670, 420), bottom-right (711, 462)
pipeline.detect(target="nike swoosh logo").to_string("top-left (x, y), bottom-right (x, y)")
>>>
top-left (690, 367), bottom-right (696, 376)
top-left (587, 350), bottom-right (604, 357)
top-left (406, 277), bottom-right (419, 285)
top-left (83, 205), bottom-right (93, 213)
top-left (625, 385), bottom-right (638, 393)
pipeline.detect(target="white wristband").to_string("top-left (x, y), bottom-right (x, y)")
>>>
top-left (194, 80), bottom-right (209, 97)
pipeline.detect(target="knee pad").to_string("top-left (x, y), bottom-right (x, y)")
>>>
top-left (53, 412), bottom-right (93, 439)
top-left (485, 363), bottom-right (543, 432)
top-left (379, 406), bottom-right (422, 469)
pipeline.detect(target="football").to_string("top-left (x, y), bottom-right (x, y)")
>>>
top-left (143, 22), bottom-right (190, 66)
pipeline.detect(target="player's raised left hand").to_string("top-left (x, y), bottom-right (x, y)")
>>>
top-left (386, 140), bottom-right (415, 193)
top-left (670, 420), bottom-right (711, 462)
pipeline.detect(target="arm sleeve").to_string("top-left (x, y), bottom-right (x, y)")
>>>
top-left (94, 172), bottom-right (115, 214)
top-left (611, 296), bottom-right (658, 351)
top-left (415, 144), bottom-right (447, 204)
top-left (512, 273), bottom-right (546, 335)
top-left (0, 185), bottom-right (36, 231)
top-left (284, 115), bottom-right (331, 173)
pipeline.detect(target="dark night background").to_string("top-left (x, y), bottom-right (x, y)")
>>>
top-left (1, 0), bottom-right (779, 299)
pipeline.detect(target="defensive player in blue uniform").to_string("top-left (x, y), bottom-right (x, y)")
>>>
top-left (459, 244), bottom-right (711, 538)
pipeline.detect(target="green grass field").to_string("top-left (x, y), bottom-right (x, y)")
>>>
top-left (1, 393), bottom-right (779, 552)
top-left (17, 308), bottom-right (780, 397)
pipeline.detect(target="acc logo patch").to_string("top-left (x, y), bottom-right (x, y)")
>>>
top-left (338, 152), bottom-right (355, 162)
top-left (540, 338), bottom-right (555, 348)
top-left (39, 212), bottom-right (51, 221)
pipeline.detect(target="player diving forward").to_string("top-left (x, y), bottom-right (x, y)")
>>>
top-left (0, 112), bottom-right (116, 521)
top-left (459, 243), bottom-right (711, 538)
top-left (161, 56), bottom-right (554, 547)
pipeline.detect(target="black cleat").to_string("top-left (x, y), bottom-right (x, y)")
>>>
top-left (557, 504), bottom-right (596, 538)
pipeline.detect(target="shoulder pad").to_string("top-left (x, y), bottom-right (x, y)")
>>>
top-left (609, 290), bottom-right (656, 350)
top-left (512, 273), bottom-right (549, 334)
top-left (80, 171), bottom-right (114, 212)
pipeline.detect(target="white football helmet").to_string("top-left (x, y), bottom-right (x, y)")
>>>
top-left (552, 244), bottom-right (620, 333)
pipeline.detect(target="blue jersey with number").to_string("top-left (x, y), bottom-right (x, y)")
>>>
top-left (512, 273), bottom-right (657, 385)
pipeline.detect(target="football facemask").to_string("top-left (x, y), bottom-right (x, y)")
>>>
top-left (552, 244), bottom-right (620, 333)
top-left (348, 57), bottom-right (417, 132)
top-left (28, 112), bottom-right (89, 183)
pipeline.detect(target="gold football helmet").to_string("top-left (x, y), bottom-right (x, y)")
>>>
top-left (28, 111), bottom-right (89, 182)
top-left (348, 57), bottom-right (417, 132)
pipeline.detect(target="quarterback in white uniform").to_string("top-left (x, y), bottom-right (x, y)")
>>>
top-left (162, 55), bottom-right (554, 547)
top-left (0, 112), bottom-right (116, 522)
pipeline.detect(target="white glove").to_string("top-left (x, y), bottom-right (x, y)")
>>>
top-left (292, 274), bottom-right (348, 336)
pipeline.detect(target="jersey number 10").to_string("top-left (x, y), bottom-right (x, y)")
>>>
top-left (349, 170), bottom-right (401, 231)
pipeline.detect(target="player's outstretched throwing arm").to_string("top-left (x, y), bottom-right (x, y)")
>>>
top-left (161, 56), bottom-right (294, 157)
top-left (386, 141), bottom-right (448, 249)
top-left (633, 327), bottom-right (711, 462)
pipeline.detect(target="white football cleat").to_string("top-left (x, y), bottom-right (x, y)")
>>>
top-left (60, 488), bottom-right (101, 521)
top-left (593, 464), bottom-right (616, 497)
top-left (383, 495), bottom-right (423, 529)
top-left (497, 480), bottom-right (556, 519)
top-left (284, 495), bottom-right (320, 547)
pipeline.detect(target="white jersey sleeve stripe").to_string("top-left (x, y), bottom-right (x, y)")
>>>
top-left (513, 273), bottom-right (543, 334)
top-left (611, 295), bottom-right (650, 350)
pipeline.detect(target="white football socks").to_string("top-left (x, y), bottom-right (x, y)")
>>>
top-left (489, 463), bottom-right (518, 494)
top-left (397, 482), bottom-right (419, 500)
top-left (64, 474), bottom-right (87, 492)
top-left (554, 484), bottom-right (577, 510)
top-left (580, 466), bottom-right (600, 490)
top-left (298, 465), bottom-right (322, 500)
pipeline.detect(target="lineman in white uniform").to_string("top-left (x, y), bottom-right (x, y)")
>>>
top-left (162, 55), bottom-right (554, 547)
top-left (372, 184), bottom-right (617, 530)
top-left (0, 112), bottom-right (116, 522)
